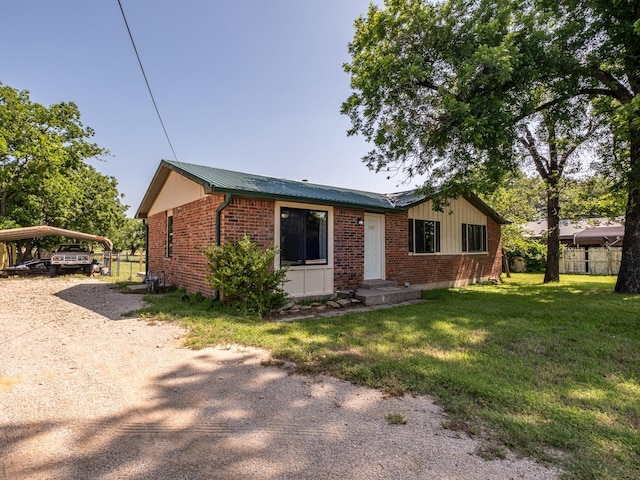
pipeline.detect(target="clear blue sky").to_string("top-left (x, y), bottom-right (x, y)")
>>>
top-left (2, 0), bottom-right (421, 216)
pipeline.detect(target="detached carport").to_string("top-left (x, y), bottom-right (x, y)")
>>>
top-left (0, 226), bottom-right (112, 271)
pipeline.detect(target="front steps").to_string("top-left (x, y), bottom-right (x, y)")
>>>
top-left (354, 280), bottom-right (421, 306)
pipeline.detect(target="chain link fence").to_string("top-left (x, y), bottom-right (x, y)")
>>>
top-left (95, 251), bottom-right (146, 282)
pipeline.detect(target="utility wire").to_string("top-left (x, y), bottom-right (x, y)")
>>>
top-left (117, 0), bottom-right (179, 162)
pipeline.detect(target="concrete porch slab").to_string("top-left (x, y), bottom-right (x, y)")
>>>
top-left (354, 285), bottom-right (421, 306)
top-left (359, 279), bottom-right (398, 289)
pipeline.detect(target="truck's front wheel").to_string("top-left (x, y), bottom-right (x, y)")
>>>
top-left (49, 265), bottom-right (58, 277)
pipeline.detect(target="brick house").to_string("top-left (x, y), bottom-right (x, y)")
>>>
top-left (135, 160), bottom-right (507, 299)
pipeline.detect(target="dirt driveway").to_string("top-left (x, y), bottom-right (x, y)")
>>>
top-left (0, 277), bottom-right (559, 479)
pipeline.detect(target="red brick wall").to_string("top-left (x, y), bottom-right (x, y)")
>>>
top-left (221, 197), bottom-right (275, 248)
top-left (385, 211), bottom-right (503, 288)
top-left (334, 207), bottom-right (365, 290)
top-left (147, 193), bottom-right (503, 296)
top-left (147, 195), bottom-right (218, 295)
top-left (147, 195), bottom-right (276, 295)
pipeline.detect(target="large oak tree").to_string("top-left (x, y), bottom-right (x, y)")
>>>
top-left (342, 0), bottom-right (640, 292)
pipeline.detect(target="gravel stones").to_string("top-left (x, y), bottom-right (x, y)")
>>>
top-left (0, 277), bottom-right (560, 479)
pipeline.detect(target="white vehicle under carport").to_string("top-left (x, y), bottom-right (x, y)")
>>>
top-left (49, 243), bottom-right (96, 277)
top-left (0, 226), bottom-right (112, 277)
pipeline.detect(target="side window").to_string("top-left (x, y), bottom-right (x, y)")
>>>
top-left (280, 207), bottom-right (328, 266)
top-left (461, 223), bottom-right (486, 252)
top-left (408, 219), bottom-right (440, 253)
top-left (167, 214), bottom-right (173, 257)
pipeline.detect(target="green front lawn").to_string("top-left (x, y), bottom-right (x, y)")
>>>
top-left (139, 274), bottom-right (640, 479)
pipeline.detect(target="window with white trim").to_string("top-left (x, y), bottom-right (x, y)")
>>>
top-left (461, 223), bottom-right (487, 252)
top-left (280, 207), bottom-right (328, 266)
top-left (408, 219), bottom-right (441, 253)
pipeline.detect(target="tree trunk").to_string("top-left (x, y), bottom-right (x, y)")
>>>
top-left (544, 180), bottom-right (561, 283)
top-left (16, 239), bottom-right (34, 263)
top-left (615, 127), bottom-right (640, 293)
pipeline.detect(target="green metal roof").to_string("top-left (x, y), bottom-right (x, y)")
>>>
top-left (161, 159), bottom-right (397, 211)
top-left (136, 160), bottom-right (508, 224)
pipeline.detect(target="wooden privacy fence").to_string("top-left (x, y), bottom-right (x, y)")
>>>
top-left (561, 247), bottom-right (622, 275)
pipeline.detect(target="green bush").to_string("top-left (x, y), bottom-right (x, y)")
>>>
top-left (203, 235), bottom-right (289, 317)
top-left (502, 225), bottom-right (547, 273)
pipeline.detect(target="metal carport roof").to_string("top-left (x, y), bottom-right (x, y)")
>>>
top-left (0, 226), bottom-right (113, 251)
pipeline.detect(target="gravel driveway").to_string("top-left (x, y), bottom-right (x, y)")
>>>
top-left (0, 277), bottom-right (559, 479)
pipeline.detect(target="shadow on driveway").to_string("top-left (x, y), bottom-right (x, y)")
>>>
top-left (0, 349), bottom-right (466, 479)
top-left (53, 281), bottom-right (145, 321)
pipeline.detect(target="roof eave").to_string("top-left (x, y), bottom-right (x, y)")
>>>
top-left (463, 193), bottom-right (511, 225)
top-left (135, 160), bottom-right (214, 219)
top-left (209, 187), bottom-right (397, 212)
top-left (392, 191), bottom-right (511, 224)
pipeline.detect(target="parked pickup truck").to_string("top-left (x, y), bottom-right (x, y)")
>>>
top-left (49, 243), bottom-right (95, 277)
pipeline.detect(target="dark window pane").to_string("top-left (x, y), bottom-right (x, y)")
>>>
top-left (463, 224), bottom-right (487, 252)
top-left (167, 215), bottom-right (173, 257)
top-left (280, 209), bottom-right (304, 265)
top-left (280, 208), bottom-right (328, 266)
top-left (482, 225), bottom-right (487, 251)
top-left (461, 223), bottom-right (468, 252)
top-left (415, 220), bottom-right (426, 252)
top-left (413, 220), bottom-right (439, 253)
top-left (305, 210), bottom-right (327, 264)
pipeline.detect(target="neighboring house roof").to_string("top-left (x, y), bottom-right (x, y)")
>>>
top-left (522, 218), bottom-right (624, 245)
top-left (574, 225), bottom-right (624, 246)
top-left (523, 219), bottom-right (586, 241)
top-left (136, 159), bottom-right (509, 224)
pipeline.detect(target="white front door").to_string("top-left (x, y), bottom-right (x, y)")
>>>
top-left (364, 213), bottom-right (384, 280)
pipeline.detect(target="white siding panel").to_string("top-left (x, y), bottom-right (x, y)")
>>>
top-left (284, 266), bottom-right (333, 297)
top-left (148, 171), bottom-right (206, 217)
top-left (408, 197), bottom-right (486, 253)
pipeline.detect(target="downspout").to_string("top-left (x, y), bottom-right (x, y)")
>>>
top-left (216, 193), bottom-right (232, 246)
top-left (213, 193), bottom-right (232, 300)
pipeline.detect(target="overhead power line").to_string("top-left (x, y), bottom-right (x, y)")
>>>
top-left (117, 0), bottom-right (179, 162)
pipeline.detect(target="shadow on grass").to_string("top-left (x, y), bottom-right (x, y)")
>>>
top-left (0, 348), bottom-right (557, 479)
top-left (305, 281), bottom-right (639, 479)
top-left (157, 277), bottom-right (639, 479)
top-left (120, 276), bottom-right (640, 478)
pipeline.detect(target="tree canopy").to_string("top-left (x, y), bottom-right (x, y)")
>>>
top-left (343, 0), bottom-right (640, 292)
top-left (0, 82), bottom-right (127, 256)
top-left (111, 218), bottom-right (146, 255)
top-left (481, 171), bottom-right (626, 224)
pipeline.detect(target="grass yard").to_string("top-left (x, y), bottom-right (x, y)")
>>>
top-left (106, 256), bottom-right (146, 282)
top-left (138, 274), bottom-right (640, 479)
